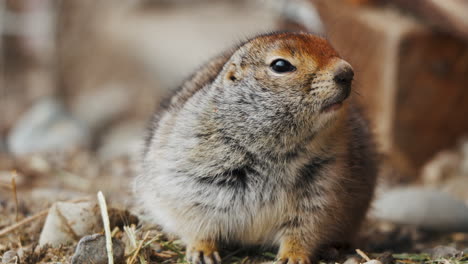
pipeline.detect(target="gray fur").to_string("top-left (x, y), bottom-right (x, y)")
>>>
top-left (135, 32), bottom-right (377, 263)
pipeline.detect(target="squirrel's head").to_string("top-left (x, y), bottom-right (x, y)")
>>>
top-left (210, 32), bottom-right (354, 151)
top-left (218, 32), bottom-right (353, 124)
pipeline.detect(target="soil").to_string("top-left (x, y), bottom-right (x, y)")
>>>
top-left (1, 151), bottom-right (467, 264)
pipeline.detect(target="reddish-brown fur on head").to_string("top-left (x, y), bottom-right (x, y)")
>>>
top-left (252, 33), bottom-right (340, 68)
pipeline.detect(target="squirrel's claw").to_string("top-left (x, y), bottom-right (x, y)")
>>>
top-left (277, 255), bottom-right (312, 264)
top-left (186, 243), bottom-right (221, 264)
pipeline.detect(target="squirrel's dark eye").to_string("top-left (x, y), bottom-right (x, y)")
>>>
top-left (270, 59), bottom-right (296, 73)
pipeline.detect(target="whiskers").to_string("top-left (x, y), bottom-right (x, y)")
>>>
top-left (352, 89), bottom-right (362, 97)
top-left (351, 80), bottom-right (363, 97)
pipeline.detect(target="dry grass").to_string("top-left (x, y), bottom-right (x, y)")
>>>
top-left (0, 151), bottom-right (468, 263)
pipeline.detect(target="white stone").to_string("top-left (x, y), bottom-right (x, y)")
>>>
top-left (372, 187), bottom-right (468, 232)
top-left (343, 257), bottom-right (360, 264)
top-left (39, 201), bottom-right (101, 247)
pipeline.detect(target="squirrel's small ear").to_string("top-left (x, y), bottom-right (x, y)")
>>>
top-left (224, 62), bottom-right (242, 83)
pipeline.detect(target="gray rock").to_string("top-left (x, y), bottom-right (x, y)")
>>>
top-left (1, 250), bottom-right (20, 264)
top-left (372, 187), bottom-right (468, 232)
top-left (71, 234), bottom-right (125, 264)
top-left (7, 98), bottom-right (89, 155)
top-left (430, 246), bottom-right (462, 259)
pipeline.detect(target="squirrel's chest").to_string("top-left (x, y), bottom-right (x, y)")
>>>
top-left (204, 157), bottom-right (326, 214)
top-left (194, 151), bottom-right (331, 202)
top-left (226, 158), bottom-right (336, 244)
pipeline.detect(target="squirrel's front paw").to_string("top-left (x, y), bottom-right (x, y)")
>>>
top-left (276, 252), bottom-right (312, 264)
top-left (186, 240), bottom-right (221, 264)
top-left (277, 237), bottom-right (312, 264)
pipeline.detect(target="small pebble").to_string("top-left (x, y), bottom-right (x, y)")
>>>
top-left (430, 245), bottom-right (462, 259)
top-left (343, 256), bottom-right (360, 264)
top-left (71, 234), bottom-right (125, 264)
top-left (363, 260), bottom-right (383, 264)
top-left (1, 250), bottom-right (20, 264)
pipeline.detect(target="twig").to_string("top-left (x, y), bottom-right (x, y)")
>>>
top-left (356, 249), bottom-right (371, 262)
top-left (98, 191), bottom-right (114, 264)
top-left (141, 236), bottom-right (161, 251)
top-left (124, 225), bottom-right (151, 264)
top-left (153, 252), bottom-right (173, 258)
top-left (125, 233), bottom-right (160, 257)
top-left (111, 226), bottom-right (120, 237)
top-left (128, 231), bottom-right (150, 264)
top-left (11, 170), bottom-right (19, 222)
top-left (0, 209), bottom-right (48, 237)
top-left (0, 197), bottom-right (90, 237)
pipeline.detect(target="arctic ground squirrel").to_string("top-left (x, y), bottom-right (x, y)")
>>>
top-left (136, 32), bottom-right (378, 264)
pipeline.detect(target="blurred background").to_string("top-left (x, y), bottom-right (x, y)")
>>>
top-left (1, 0), bottom-right (468, 262)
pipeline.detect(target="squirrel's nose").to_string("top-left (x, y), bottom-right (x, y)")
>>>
top-left (333, 61), bottom-right (354, 87)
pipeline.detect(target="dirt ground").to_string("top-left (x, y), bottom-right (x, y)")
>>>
top-left (1, 150), bottom-right (468, 263)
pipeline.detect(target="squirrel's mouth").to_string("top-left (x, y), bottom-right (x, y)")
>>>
top-left (321, 101), bottom-right (343, 113)
top-left (321, 92), bottom-right (349, 113)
